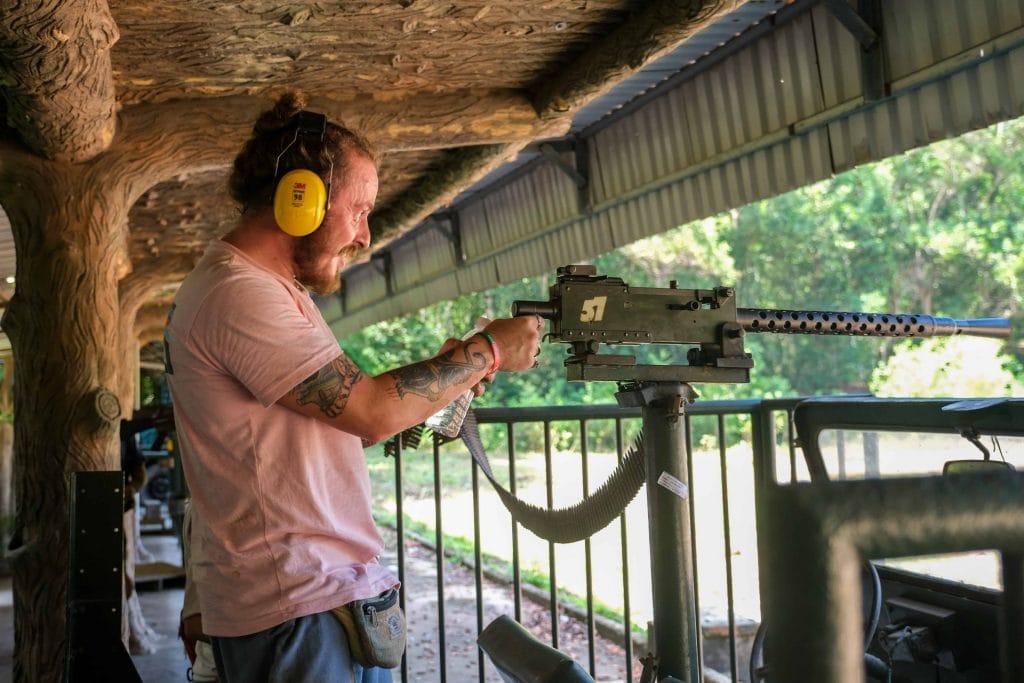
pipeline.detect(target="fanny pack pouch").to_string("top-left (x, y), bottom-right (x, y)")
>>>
top-left (331, 587), bottom-right (406, 669)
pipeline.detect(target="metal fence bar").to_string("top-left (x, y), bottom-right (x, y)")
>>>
top-left (581, 419), bottom-right (596, 676)
top-left (507, 422), bottom-right (522, 622)
top-left (394, 440), bottom-right (409, 683)
top-left (433, 436), bottom-right (447, 682)
top-left (717, 413), bottom-right (738, 682)
top-left (544, 420), bottom-right (559, 649)
top-left (617, 417), bottom-right (635, 683)
top-left (471, 459), bottom-right (485, 681)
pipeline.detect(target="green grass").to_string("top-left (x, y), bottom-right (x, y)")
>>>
top-left (365, 441), bottom-right (543, 502)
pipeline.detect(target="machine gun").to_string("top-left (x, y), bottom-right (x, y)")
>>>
top-left (501, 264), bottom-right (1012, 683)
top-left (512, 264), bottom-right (1011, 383)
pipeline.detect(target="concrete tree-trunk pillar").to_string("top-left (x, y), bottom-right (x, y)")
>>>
top-left (0, 154), bottom-right (130, 683)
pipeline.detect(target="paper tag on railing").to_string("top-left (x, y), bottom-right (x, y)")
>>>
top-left (657, 472), bottom-right (688, 499)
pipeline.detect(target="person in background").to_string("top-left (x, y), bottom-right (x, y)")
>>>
top-left (163, 91), bottom-right (543, 682)
top-left (179, 502), bottom-right (217, 682)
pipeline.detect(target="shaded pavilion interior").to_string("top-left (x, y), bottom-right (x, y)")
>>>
top-left (1, 0), bottom-right (1024, 680)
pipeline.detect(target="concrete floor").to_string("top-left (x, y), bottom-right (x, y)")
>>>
top-left (133, 582), bottom-right (191, 682)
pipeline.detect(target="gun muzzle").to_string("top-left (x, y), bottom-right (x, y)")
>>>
top-left (738, 309), bottom-right (1011, 340)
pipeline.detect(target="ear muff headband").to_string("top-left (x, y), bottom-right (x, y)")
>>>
top-left (272, 111), bottom-right (333, 237)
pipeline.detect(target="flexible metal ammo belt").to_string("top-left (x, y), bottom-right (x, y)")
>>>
top-left (459, 409), bottom-right (647, 544)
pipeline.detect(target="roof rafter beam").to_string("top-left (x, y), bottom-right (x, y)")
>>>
top-left (533, 0), bottom-right (746, 117)
top-left (1, 84), bottom-right (547, 205)
top-left (311, 89), bottom-right (546, 152)
top-left (366, 0), bottom-right (746, 245)
top-left (99, 90), bottom-right (549, 197)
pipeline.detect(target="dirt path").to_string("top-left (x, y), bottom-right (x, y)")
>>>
top-left (384, 528), bottom-right (642, 682)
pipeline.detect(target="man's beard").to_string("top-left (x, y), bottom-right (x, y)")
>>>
top-left (293, 232), bottom-right (357, 296)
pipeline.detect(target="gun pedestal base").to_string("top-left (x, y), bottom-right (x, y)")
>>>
top-left (618, 381), bottom-right (702, 683)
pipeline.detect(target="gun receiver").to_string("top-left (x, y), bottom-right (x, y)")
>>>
top-left (512, 265), bottom-right (1011, 383)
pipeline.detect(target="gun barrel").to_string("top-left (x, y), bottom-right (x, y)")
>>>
top-left (737, 309), bottom-right (1011, 340)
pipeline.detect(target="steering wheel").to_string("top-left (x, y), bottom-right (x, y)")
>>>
top-left (749, 560), bottom-right (885, 682)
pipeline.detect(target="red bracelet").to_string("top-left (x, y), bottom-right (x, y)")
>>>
top-left (477, 331), bottom-right (500, 373)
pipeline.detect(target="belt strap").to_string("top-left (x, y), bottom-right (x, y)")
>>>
top-left (459, 409), bottom-right (646, 544)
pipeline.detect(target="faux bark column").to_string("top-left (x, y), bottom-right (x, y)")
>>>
top-left (0, 0), bottom-right (123, 676)
top-left (0, 150), bottom-right (131, 682)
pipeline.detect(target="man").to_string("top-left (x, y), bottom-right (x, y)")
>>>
top-left (164, 92), bottom-right (542, 682)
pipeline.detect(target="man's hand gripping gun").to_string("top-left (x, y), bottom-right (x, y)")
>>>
top-left (512, 265), bottom-right (1011, 384)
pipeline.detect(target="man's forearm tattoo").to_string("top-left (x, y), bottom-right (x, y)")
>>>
top-left (294, 355), bottom-right (364, 418)
top-left (388, 343), bottom-right (487, 402)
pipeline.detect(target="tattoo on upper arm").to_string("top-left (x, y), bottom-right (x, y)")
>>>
top-left (294, 355), bottom-right (364, 418)
top-left (388, 343), bottom-right (487, 402)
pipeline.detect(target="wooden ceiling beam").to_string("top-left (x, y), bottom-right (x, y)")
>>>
top-left (533, 0), bottom-right (744, 117)
top-left (312, 89), bottom-right (547, 152)
top-left (0, 0), bottom-right (119, 162)
top-left (366, 0), bottom-right (744, 244)
top-left (109, 89), bottom-right (547, 186)
top-left (0, 85), bottom-right (547, 204)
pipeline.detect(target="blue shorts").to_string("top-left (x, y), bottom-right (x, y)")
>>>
top-left (211, 610), bottom-right (395, 683)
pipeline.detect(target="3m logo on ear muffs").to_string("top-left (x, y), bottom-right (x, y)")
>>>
top-left (273, 111), bottom-right (333, 237)
top-left (274, 169), bottom-right (327, 237)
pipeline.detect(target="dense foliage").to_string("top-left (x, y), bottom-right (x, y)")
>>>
top-left (341, 119), bottom-right (1024, 410)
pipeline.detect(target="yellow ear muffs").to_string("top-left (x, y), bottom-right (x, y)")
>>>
top-left (274, 169), bottom-right (328, 237)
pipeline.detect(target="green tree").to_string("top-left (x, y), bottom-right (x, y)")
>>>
top-left (342, 117), bottom-right (1024, 407)
top-left (871, 337), bottom-right (1024, 398)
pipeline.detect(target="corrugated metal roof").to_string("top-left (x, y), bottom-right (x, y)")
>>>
top-left (570, 0), bottom-right (793, 131)
top-left (329, 0), bottom-right (1024, 337)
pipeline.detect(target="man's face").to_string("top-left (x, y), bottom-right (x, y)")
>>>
top-left (294, 153), bottom-right (378, 295)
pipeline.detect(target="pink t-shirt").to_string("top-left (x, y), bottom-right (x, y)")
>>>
top-left (165, 240), bottom-right (396, 637)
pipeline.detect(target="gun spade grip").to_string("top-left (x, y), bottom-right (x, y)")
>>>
top-left (511, 300), bottom-right (559, 319)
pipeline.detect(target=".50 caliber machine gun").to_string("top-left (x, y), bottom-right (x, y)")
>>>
top-left (512, 264), bottom-right (1010, 384)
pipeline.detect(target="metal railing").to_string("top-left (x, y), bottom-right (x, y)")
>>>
top-left (381, 398), bottom-right (805, 682)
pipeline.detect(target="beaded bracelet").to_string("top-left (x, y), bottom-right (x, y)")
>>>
top-left (476, 330), bottom-right (501, 374)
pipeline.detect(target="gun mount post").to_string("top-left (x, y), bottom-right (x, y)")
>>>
top-left (617, 381), bottom-right (702, 683)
